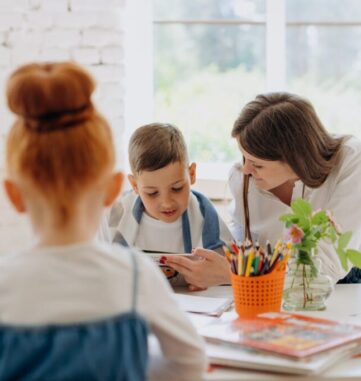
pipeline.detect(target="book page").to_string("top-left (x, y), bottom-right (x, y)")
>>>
top-left (174, 294), bottom-right (233, 317)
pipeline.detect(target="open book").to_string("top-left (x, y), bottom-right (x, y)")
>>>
top-left (174, 294), bottom-right (233, 317)
top-left (200, 311), bottom-right (361, 359)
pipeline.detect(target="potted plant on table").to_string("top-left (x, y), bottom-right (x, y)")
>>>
top-left (280, 199), bottom-right (361, 311)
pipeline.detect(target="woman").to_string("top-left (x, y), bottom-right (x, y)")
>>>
top-left (167, 92), bottom-right (361, 288)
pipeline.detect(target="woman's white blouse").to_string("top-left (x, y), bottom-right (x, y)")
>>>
top-left (229, 136), bottom-right (361, 283)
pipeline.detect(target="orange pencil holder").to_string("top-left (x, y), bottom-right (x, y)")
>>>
top-left (230, 266), bottom-right (286, 318)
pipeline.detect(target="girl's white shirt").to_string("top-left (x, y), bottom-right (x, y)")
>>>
top-left (229, 136), bottom-right (361, 284)
top-left (0, 240), bottom-right (206, 381)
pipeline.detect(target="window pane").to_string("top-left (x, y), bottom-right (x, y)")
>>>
top-left (154, 0), bottom-right (265, 20)
top-left (154, 24), bottom-right (265, 162)
top-left (287, 0), bottom-right (361, 22)
top-left (287, 26), bottom-right (361, 137)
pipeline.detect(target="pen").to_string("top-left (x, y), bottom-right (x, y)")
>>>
top-left (225, 245), bottom-right (238, 274)
top-left (237, 251), bottom-right (244, 276)
top-left (253, 250), bottom-right (260, 276)
top-left (270, 240), bottom-right (281, 267)
top-left (245, 249), bottom-right (254, 277)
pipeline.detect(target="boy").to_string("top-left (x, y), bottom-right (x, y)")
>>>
top-left (107, 123), bottom-right (233, 286)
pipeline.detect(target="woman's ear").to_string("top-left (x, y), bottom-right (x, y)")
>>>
top-left (188, 162), bottom-right (197, 185)
top-left (104, 172), bottom-right (123, 207)
top-left (3, 179), bottom-right (26, 213)
top-left (128, 174), bottom-right (139, 193)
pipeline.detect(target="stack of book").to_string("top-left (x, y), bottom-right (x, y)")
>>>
top-left (199, 311), bottom-right (361, 375)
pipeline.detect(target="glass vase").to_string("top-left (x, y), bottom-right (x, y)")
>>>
top-left (283, 249), bottom-right (334, 311)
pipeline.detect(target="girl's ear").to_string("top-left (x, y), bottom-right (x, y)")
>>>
top-left (128, 174), bottom-right (139, 193)
top-left (3, 179), bottom-right (26, 213)
top-left (104, 172), bottom-right (123, 207)
top-left (188, 162), bottom-right (197, 185)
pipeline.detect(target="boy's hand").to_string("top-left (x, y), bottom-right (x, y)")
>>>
top-left (164, 248), bottom-right (231, 289)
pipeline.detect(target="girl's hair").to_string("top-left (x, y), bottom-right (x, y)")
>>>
top-left (6, 62), bottom-right (115, 224)
top-left (232, 92), bottom-right (345, 241)
top-left (128, 123), bottom-right (188, 174)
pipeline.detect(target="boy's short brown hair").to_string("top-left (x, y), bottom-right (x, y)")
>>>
top-left (129, 123), bottom-right (188, 174)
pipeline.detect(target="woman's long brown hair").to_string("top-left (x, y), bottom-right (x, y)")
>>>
top-left (242, 174), bottom-right (252, 242)
top-left (233, 92), bottom-right (345, 241)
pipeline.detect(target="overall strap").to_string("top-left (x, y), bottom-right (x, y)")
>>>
top-left (191, 190), bottom-right (224, 250)
top-left (112, 231), bottom-right (129, 247)
top-left (129, 249), bottom-right (139, 311)
top-left (181, 211), bottom-right (193, 253)
top-left (132, 196), bottom-right (145, 223)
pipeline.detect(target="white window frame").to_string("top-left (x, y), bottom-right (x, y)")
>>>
top-left (124, 0), bottom-right (154, 161)
top-left (124, 0), bottom-right (285, 198)
top-left (124, 0), bottom-right (361, 198)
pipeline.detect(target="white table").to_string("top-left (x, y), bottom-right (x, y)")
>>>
top-left (177, 284), bottom-right (361, 380)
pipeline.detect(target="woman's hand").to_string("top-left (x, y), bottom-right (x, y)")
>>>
top-left (164, 248), bottom-right (231, 290)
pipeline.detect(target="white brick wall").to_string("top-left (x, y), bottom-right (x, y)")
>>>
top-left (0, 0), bottom-right (127, 252)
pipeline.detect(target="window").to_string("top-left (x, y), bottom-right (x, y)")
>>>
top-left (154, 0), bottom-right (266, 165)
top-left (287, 0), bottom-right (361, 137)
top-left (124, 0), bottom-right (361, 197)
top-left (153, 0), bottom-right (361, 164)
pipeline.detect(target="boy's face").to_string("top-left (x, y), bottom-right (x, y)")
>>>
top-left (128, 162), bottom-right (196, 223)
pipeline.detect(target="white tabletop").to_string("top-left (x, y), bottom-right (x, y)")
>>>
top-left (176, 284), bottom-right (361, 380)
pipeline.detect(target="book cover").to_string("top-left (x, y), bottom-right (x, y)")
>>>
top-left (205, 341), bottom-right (361, 375)
top-left (200, 311), bottom-right (361, 359)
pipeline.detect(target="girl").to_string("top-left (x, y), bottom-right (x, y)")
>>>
top-left (0, 62), bottom-right (206, 380)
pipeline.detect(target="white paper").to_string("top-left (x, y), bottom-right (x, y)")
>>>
top-left (174, 294), bottom-right (233, 317)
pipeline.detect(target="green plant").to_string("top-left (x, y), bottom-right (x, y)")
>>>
top-left (280, 198), bottom-right (361, 272)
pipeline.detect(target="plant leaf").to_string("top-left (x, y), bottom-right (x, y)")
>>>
top-left (291, 198), bottom-right (313, 218)
top-left (345, 249), bottom-right (361, 268)
top-left (338, 231), bottom-right (352, 250)
top-left (336, 248), bottom-right (348, 271)
top-left (311, 210), bottom-right (328, 225)
top-left (279, 214), bottom-right (298, 223)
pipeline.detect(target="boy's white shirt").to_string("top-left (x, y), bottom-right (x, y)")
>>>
top-left (228, 136), bottom-right (361, 284)
top-left (106, 191), bottom-right (233, 252)
top-left (135, 213), bottom-right (184, 252)
top-left (0, 241), bottom-right (206, 381)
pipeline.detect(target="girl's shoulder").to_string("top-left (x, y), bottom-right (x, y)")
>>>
top-left (109, 243), bottom-right (171, 284)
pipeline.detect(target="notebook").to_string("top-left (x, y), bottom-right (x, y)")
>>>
top-left (174, 294), bottom-right (233, 317)
top-left (200, 311), bottom-right (361, 358)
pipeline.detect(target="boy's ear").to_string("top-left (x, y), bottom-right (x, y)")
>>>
top-left (128, 174), bottom-right (139, 193)
top-left (104, 172), bottom-right (123, 207)
top-left (3, 179), bottom-right (26, 213)
top-left (188, 162), bottom-right (197, 185)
